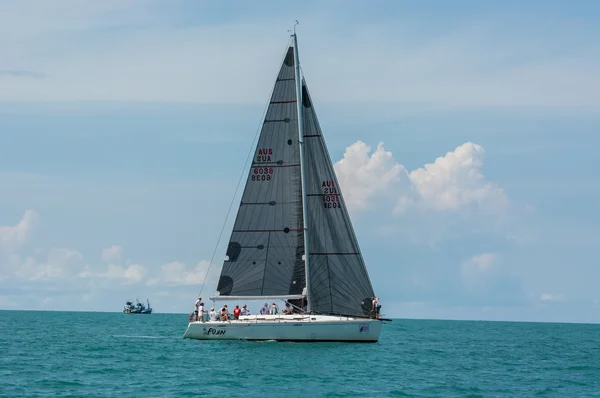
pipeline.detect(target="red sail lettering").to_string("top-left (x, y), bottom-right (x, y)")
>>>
top-left (258, 148), bottom-right (273, 155)
top-left (322, 195), bottom-right (339, 202)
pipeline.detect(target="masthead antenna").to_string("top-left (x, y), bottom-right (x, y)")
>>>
top-left (294, 20), bottom-right (299, 35)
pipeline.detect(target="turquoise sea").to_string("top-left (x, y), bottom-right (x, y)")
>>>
top-left (1, 311), bottom-right (599, 397)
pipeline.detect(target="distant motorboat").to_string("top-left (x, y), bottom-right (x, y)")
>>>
top-left (123, 299), bottom-right (152, 314)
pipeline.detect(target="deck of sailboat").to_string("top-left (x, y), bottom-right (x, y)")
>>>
top-left (192, 314), bottom-right (378, 324)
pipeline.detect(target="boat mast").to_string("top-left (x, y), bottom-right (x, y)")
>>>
top-left (293, 27), bottom-right (311, 313)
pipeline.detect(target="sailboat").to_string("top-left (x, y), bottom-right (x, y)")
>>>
top-left (183, 30), bottom-right (386, 342)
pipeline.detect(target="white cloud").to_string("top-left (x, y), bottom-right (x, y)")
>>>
top-left (540, 293), bottom-right (565, 302)
top-left (0, 210), bottom-right (38, 248)
top-left (471, 253), bottom-right (497, 270)
top-left (107, 263), bottom-right (145, 282)
top-left (78, 263), bottom-right (146, 284)
top-left (402, 143), bottom-right (508, 213)
top-left (20, 248), bottom-right (83, 280)
top-left (155, 260), bottom-right (213, 287)
top-left (0, 211), bottom-right (40, 278)
top-left (334, 141), bottom-right (508, 215)
top-left (0, 209), bottom-right (240, 311)
top-left (461, 253), bottom-right (499, 280)
top-left (459, 253), bottom-right (522, 303)
top-left (101, 245), bottom-right (123, 263)
top-left (0, 210), bottom-right (205, 293)
top-left (334, 141), bottom-right (405, 211)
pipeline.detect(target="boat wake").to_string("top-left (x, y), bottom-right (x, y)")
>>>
top-left (112, 334), bottom-right (174, 340)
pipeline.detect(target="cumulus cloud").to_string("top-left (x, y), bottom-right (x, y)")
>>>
top-left (456, 253), bottom-right (524, 305)
top-left (101, 245), bottom-right (123, 263)
top-left (150, 260), bottom-right (212, 287)
top-left (0, 210), bottom-right (210, 299)
top-left (0, 212), bottom-right (88, 284)
top-left (459, 253), bottom-right (522, 303)
top-left (0, 212), bottom-right (210, 314)
top-left (334, 141), bottom-right (405, 211)
top-left (334, 141), bottom-right (508, 215)
top-left (540, 293), bottom-right (565, 302)
top-left (402, 143), bottom-right (508, 213)
top-left (0, 211), bottom-right (40, 278)
top-left (461, 253), bottom-right (500, 281)
top-left (78, 263), bottom-right (146, 283)
top-left (16, 248), bottom-right (83, 281)
top-left (0, 210), bottom-right (39, 248)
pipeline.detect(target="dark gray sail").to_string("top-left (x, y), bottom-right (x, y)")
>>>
top-left (216, 44), bottom-right (306, 298)
top-left (301, 81), bottom-right (375, 317)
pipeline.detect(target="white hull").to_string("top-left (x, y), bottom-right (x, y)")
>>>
top-left (183, 314), bottom-right (382, 342)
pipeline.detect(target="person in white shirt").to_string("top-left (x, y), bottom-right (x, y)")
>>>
top-left (372, 296), bottom-right (381, 319)
top-left (241, 304), bottom-right (249, 316)
top-left (260, 303), bottom-right (269, 315)
top-left (270, 302), bottom-right (279, 315)
top-left (283, 302), bottom-right (293, 315)
top-left (209, 308), bottom-right (217, 321)
top-left (195, 297), bottom-right (202, 320)
top-left (198, 302), bottom-right (205, 322)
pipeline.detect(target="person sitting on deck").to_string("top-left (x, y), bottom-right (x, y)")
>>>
top-left (220, 305), bottom-right (229, 321)
top-left (270, 302), bottom-right (279, 315)
top-left (209, 307), bottom-right (217, 321)
top-left (233, 305), bottom-right (241, 320)
top-left (260, 303), bottom-right (269, 315)
top-left (282, 302), bottom-right (293, 315)
top-left (241, 304), bottom-right (249, 316)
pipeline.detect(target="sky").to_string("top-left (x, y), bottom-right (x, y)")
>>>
top-left (1, 0), bottom-right (599, 322)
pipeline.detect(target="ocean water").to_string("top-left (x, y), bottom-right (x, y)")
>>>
top-left (1, 311), bottom-right (599, 397)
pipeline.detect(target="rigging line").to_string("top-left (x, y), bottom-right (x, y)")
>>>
top-left (197, 37), bottom-right (295, 299)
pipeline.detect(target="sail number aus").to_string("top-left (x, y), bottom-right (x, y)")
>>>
top-left (251, 167), bottom-right (274, 182)
top-left (256, 148), bottom-right (273, 162)
top-left (322, 180), bottom-right (340, 209)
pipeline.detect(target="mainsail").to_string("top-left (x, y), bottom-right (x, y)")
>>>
top-left (215, 36), bottom-right (375, 317)
top-left (216, 42), bottom-right (306, 298)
